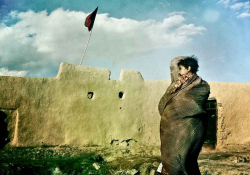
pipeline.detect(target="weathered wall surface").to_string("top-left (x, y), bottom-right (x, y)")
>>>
top-left (0, 63), bottom-right (147, 147)
top-left (0, 62), bottom-right (249, 149)
top-left (209, 82), bottom-right (250, 148)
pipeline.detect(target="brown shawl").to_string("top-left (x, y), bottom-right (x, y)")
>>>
top-left (158, 56), bottom-right (210, 174)
top-left (158, 56), bottom-right (210, 117)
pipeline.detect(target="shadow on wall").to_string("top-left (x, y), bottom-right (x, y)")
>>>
top-left (0, 110), bottom-right (10, 149)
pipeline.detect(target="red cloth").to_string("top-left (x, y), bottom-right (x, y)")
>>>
top-left (170, 72), bottom-right (194, 94)
top-left (85, 7), bottom-right (98, 31)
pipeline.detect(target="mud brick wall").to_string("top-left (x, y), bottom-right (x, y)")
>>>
top-left (0, 62), bottom-right (249, 149)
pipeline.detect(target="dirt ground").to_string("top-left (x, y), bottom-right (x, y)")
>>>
top-left (0, 145), bottom-right (250, 175)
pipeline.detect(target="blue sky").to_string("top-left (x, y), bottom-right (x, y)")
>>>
top-left (0, 0), bottom-right (250, 82)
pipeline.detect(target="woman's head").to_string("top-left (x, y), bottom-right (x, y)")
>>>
top-left (177, 55), bottom-right (199, 75)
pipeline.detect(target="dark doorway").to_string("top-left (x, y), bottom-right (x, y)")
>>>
top-left (204, 98), bottom-right (217, 149)
top-left (0, 110), bottom-right (10, 149)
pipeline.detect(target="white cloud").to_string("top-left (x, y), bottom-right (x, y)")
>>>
top-left (0, 9), bottom-right (206, 76)
top-left (230, 2), bottom-right (250, 10)
top-left (0, 67), bottom-right (28, 77)
top-left (237, 12), bottom-right (250, 17)
top-left (168, 11), bottom-right (186, 16)
top-left (218, 0), bottom-right (231, 7)
top-left (9, 11), bottom-right (18, 19)
top-left (175, 24), bottom-right (206, 36)
top-left (218, 0), bottom-right (250, 18)
top-left (161, 15), bottom-right (186, 28)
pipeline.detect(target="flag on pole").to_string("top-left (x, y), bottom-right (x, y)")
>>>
top-left (85, 7), bottom-right (98, 31)
top-left (80, 7), bottom-right (98, 65)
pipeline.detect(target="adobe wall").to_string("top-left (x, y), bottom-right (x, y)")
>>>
top-left (0, 62), bottom-right (249, 150)
top-left (209, 82), bottom-right (250, 148)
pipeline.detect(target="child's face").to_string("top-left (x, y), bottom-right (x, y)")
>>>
top-left (178, 65), bottom-right (190, 76)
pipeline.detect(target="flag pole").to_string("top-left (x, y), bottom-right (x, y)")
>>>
top-left (80, 30), bottom-right (93, 65)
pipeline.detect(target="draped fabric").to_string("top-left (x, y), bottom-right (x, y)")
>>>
top-left (158, 56), bottom-right (210, 175)
top-left (170, 72), bottom-right (194, 94)
top-left (85, 7), bottom-right (98, 31)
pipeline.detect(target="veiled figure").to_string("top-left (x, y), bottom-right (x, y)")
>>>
top-left (158, 56), bottom-right (210, 175)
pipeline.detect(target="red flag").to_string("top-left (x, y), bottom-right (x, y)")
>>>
top-left (85, 7), bottom-right (98, 31)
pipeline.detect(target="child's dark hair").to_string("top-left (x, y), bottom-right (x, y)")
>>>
top-left (177, 55), bottom-right (199, 73)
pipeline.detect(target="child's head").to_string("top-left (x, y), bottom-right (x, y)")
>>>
top-left (177, 55), bottom-right (199, 75)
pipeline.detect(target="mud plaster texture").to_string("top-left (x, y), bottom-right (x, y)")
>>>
top-left (0, 62), bottom-right (250, 151)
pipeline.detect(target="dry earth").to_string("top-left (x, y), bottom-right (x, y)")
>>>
top-left (0, 145), bottom-right (250, 175)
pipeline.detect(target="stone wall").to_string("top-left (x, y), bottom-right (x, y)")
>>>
top-left (0, 62), bottom-right (249, 149)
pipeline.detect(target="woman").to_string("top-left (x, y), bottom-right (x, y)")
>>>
top-left (158, 56), bottom-right (210, 175)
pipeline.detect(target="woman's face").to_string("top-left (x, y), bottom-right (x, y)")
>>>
top-left (178, 65), bottom-right (190, 76)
